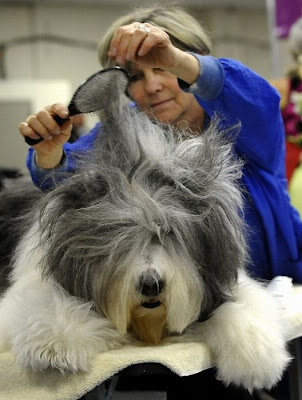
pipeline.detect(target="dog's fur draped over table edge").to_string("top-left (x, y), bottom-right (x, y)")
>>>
top-left (0, 281), bottom-right (301, 400)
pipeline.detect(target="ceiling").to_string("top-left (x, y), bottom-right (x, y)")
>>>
top-left (0, 0), bottom-right (266, 9)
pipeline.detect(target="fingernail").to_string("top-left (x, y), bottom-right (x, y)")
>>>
top-left (111, 47), bottom-right (116, 56)
top-left (61, 111), bottom-right (68, 117)
top-left (45, 135), bottom-right (53, 140)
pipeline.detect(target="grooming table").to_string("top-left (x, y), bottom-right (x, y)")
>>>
top-left (1, 278), bottom-right (302, 400)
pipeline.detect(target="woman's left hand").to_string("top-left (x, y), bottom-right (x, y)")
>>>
top-left (109, 23), bottom-right (182, 70)
top-left (108, 22), bottom-right (199, 84)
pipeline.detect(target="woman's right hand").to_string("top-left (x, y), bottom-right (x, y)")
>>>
top-left (19, 103), bottom-right (72, 169)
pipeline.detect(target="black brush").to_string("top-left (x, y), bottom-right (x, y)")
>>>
top-left (25, 66), bottom-right (130, 145)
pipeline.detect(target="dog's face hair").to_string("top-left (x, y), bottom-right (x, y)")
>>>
top-left (30, 103), bottom-right (248, 339)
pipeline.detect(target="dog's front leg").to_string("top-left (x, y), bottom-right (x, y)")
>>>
top-left (199, 270), bottom-right (291, 392)
top-left (0, 275), bottom-right (129, 373)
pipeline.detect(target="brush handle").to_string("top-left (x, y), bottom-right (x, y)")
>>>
top-left (24, 114), bottom-right (69, 145)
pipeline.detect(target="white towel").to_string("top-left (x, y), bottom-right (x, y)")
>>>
top-left (0, 279), bottom-right (301, 400)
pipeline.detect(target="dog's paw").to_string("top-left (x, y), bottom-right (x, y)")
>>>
top-left (202, 302), bottom-right (291, 392)
top-left (213, 326), bottom-right (291, 392)
top-left (11, 302), bottom-right (129, 372)
top-left (199, 271), bottom-right (293, 392)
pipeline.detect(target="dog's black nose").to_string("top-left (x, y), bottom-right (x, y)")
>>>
top-left (139, 269), bottom-right (164, 296)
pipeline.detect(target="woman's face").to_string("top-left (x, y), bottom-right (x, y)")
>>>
top-left (127, 64), bottom-right (204, 131)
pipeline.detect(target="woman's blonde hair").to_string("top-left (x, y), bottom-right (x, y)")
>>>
top-left (98, 4), bottom-right (212, 68)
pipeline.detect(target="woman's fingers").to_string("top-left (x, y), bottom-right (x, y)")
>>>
top-left (28, 111), bottom-right (60, 139)
top-left (124, 24), bottom-right (151, 61)
top-left (109, 22), bottom-right (169, 66)
top-left (19, 121), bottom-right (42, 141)
top-left (19, 103), bottom-right (71, 148)
top-left (110, 23), bottom-right (143, 64)
top-left (45, 103), bottom-right (69, 120)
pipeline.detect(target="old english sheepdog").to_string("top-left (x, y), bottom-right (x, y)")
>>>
top-left (0, 69), bottom-right (290, 392)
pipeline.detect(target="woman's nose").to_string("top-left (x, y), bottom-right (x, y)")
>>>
top-left (144, 72), bottom-right (163, 94)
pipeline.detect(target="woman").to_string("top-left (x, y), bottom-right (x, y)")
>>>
top-left (19, 5), bottom-right (302, 285)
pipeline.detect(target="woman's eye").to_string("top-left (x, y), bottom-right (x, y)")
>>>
top-left (129, 74), bottom-right (143, 82)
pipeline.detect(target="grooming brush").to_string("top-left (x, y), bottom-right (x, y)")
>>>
top-left (25, 66), bottom-right (130, 145)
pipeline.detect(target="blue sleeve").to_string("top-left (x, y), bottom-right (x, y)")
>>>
top-left (26, 122), bottom-right (102, 190)
top-left (184, 55), bottom-right (285, 175)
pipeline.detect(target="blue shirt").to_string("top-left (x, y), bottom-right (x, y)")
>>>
top-left (27, 55), bottom-right (302, 282)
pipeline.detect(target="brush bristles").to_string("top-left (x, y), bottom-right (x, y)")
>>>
top-left (73, 67), bottom-right (130, 114)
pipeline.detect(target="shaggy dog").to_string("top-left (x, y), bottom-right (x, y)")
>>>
top-left (0, 69), bottom-right (290, 392)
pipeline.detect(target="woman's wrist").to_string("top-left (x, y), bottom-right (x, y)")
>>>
top-left (169, 50), bottom-right (200, 85)
top-left (35, 149), bottom-right (64, 170)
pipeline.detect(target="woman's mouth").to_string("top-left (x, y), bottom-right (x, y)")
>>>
top-left (151, 99), bottom-right (173, 109)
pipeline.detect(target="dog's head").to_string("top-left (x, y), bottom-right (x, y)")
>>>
top-left (34, 101), bottom-right (248, 343)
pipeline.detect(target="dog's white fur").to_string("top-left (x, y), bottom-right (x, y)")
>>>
top-left (173, 271), bottom-right (291, 392)
top-left (0, 69), bottom-right (291, 392)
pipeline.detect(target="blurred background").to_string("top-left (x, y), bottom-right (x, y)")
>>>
top-left (0, 0), bottom-right (299, 172)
